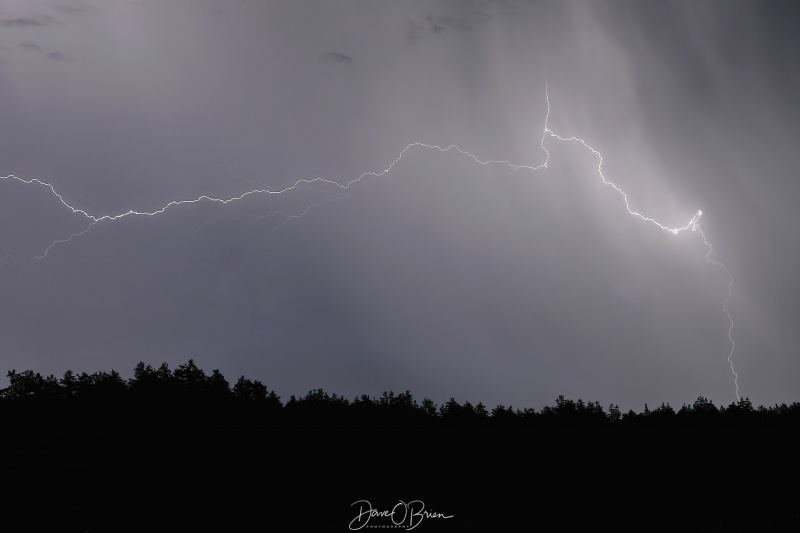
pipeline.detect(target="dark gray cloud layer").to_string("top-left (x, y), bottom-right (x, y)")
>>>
top-left (0, 14), bottom-right (55, 27)
top-left (1, 0), bottom-right (799, 411)
top-left (56, 6), bottom-right (93, 16)
top-left (320, 52), bottom-right (353, 64)
top-left (45, 51), bottom-right (67, 61)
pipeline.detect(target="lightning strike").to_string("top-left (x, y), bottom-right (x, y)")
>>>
top-left (0, 84), bottom-right (738, 398)
top-left (696, 225), bottom-right (738, 399)
top-left (257, 197), bottom-right (347, 231)
top-left (35, 222), bottom-right (97, 260)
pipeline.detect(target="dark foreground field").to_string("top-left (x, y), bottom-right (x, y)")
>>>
top-left (2, 361), bottom-right (798, 531)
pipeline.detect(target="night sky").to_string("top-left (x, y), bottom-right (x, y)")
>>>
top-left (1, 0), bottom-right (798, 412)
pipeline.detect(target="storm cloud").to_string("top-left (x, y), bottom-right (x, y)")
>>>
top-left (320, 52), bottom-right (353, 64)
top-left (0, 14), bottom-right (55, 27)
top-left (45, 51), bottom-right (67, 61)
top-left (1, 0), bottom-right (799, 412)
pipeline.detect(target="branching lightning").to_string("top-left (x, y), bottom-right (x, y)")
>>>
top-left (257, 197), bottom-right (347, 231)
top-left (696, 226), bottom-right (738, 399)
top-left (537, 84), bottom-right (738, 400)
top-left (35, 222), bottom-right (98, 260)
top-left (0, 83), bottom-right (738, 399)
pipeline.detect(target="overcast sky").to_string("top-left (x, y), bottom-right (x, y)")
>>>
top-left (1, 0), bottom-right (798, 411)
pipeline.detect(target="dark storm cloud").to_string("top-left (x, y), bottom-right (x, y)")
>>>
top-left (0, 15), bottom-right (55, 28)
top-left (408, 2), bottom-right (493, 43)
top-left (15, 41), bottom-right (68, 61)
top-left (56, 5), bottom-right (94, 16)
top-left (409, 14), bottom-right (453, 43)
top-left (320, 52), bottom-right (353, 64)
top-left (1, 0), bottom-right (799, 414)
top-left (45, 51), bottom-right (68, 61)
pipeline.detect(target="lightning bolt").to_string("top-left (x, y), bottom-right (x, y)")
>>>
top-left (35, 222), bottom-right (98, 260)
top-left (0, 83), bottom-right (738, 399)
top-left (537, 83), bottom-right (738, 400)
top-left (696, 226), bottom-right (738, 399)
top-left (257, 196), bottom-right (348, 231)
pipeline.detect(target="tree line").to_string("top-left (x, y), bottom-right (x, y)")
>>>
top-left (2, 359), bottom-right (796, 425)
top-left (4, 359), bottom-right (795, 533)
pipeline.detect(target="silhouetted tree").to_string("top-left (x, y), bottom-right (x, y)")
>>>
top-left (92, 370), bottom-right (127, 398)
top-left (60, 370), bottom-right (78, 398)
top-left (207, 369), bottom-right (230, 398)
top-left (3, 370), bottom-right (40, 400)
top-left (649, 402), bottom-right (676, 423)
top-left (232, 376), bottom-right (268, 400)
top-left (491, 404), bottom-right (518, 425)
top-left (420, 398), bottom-right (438, 417)
top-left (173, 359), bottom-right (206, 394)
top-left (608, 404), bottom-right (621, 422)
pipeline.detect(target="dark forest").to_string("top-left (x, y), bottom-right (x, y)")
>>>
top-left (3, 360), bottom-right (798, 531)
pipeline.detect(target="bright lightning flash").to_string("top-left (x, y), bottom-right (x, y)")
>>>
top-left (0, 84), bottom-right (738, 400)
